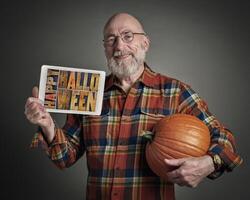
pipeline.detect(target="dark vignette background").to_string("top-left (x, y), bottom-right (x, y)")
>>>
top-left (1, 0), bottom-right (249, 199)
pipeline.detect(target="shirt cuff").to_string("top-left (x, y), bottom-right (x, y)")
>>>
top-left (207, 144), bottom-right (243, 179)
top-left (30, 127), bottom-right (67, 152)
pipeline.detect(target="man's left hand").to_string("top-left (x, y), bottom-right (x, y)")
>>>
top-left (164, 155), bottom-right (215, 188)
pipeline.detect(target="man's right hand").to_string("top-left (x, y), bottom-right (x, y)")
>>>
top-left (25, 86), bottom-right (55, 143)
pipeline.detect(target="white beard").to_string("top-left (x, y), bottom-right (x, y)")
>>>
top-left (107, 45), bottom-right (146, 79)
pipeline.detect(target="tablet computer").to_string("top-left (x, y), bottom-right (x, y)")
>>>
top-left (38, 65), bottom-right (106, 115)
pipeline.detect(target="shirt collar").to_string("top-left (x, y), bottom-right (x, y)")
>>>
top-left (104, 63), bottom-right (157, 91)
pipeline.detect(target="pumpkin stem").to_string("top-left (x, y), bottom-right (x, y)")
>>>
top-left (141, 130), bottom-right (154, 143)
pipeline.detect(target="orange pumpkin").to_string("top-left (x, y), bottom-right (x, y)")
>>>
top-left (143, 114), bottom-right (210, 181)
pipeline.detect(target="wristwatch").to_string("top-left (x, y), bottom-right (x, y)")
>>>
top-left (207, 153), bottom-right (224, 179)
top-left (210, 154), bottom-right (223, 171)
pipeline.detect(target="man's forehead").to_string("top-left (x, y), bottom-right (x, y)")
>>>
top-left (104, 14), bottom-right (144, 36)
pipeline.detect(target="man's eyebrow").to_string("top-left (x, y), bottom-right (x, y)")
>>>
top-left (104, 29), bottom-right (132, 38)
top-left (104, 33), bottom-right (116, 38)
top-left (121, 29), bottom-right (131, 33)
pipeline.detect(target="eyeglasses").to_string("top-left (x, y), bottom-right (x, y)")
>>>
top-left (103, 31), bottom-right (147, 47)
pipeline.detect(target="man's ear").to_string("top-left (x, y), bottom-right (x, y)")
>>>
top-left (143, 36), bottom-right (150, 52)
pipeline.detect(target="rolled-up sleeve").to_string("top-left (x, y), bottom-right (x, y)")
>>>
top-left (178, 83), bottom-right (243, 179)
top-left (30, 114), bottom-right (85, 169)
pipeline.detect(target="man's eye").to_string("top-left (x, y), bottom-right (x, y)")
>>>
top-left (107, 37), bottom-right (115, 42)
top-left (123, 34), bottom-right (132, 41)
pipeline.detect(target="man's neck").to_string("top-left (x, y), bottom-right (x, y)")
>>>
top-left (117, 65), bottom-right (144, 93)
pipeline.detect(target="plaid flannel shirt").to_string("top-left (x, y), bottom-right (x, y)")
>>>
top-left (31, 64), bottom-right (242, 200)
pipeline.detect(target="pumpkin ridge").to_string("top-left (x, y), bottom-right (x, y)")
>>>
top-left (154, 137), bottom-right (208, 154)
top-left (146, 145), bottom-right (168, 178)
top-left (148, 145), bottom-right (170, 176)
top-left (152, 140), bottom-right (197, 157)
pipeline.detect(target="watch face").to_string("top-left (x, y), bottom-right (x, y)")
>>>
top-left (214, 155), bottom-right (222, 169)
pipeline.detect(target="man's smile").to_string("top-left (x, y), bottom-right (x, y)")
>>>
top-left (114, 54), bottom-right (131, 60)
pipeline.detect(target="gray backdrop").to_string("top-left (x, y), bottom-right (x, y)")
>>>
top-left (1, 0), bottom-right (249, 199)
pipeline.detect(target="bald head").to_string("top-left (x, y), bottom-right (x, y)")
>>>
top-left (103, 13), bottom-right (150, 80)
top-left (103, 13), bottom-right (145, 37)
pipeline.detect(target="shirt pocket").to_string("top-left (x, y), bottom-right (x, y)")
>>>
top-left (138, 108), bottom-right (166, 133)
top-left (140, 108), bottom-right (166, 118)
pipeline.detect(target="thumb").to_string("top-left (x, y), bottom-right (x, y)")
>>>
top-left (164, 158), bottom-right (186, 167)
top-left (32, 86), bottom-right (39, 98)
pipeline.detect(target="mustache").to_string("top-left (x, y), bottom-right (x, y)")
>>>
top-left (113, 50), bottom-right (132, 57)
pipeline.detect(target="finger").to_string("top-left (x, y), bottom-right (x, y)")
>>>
top-left (166, 171), bottom-right (183, 184)
top-left (25, 102), bottom-right (37, 116)
top-left (28, 110), bottom-right (47, 125)
top-left (25, 101), bottom-right (45, 116)
top-left (32, 110), bottom-right (46, 121)
top-left (164, 158), bottom-right (186, 167)
top-left (25, 97), bottom-right (43, 109)
top-left (176, 180), bottom-right (186, 187)
top-left (169, 176), bottom-right (185, 186)
top-left (25, 97), bottom-right (36, 108)
top-left (24, 86), bottom-right (41, 109)
top-left (32, 86), bottom-right (39, 98)
top-left (167, 171), bottom-right (189, 187)
top-left (37, 113), bottom-right (53, 127)
top-left (25, 105), bottom-right (46, 124)
top-left (167, 169), bottom-right (180, 180)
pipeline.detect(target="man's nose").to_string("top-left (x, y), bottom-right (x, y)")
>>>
top-left (113, 36), bottom-right (125, 50)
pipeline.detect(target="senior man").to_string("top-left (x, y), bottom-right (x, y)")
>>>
top-left (25, 13), bottom-right (242, 200)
